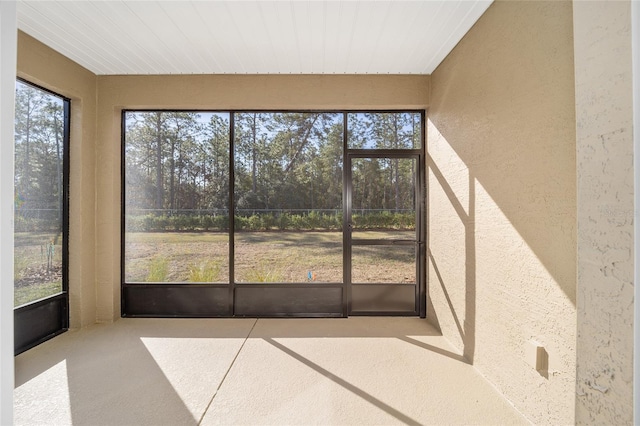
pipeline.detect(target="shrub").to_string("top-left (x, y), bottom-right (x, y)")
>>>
top-left (125, 215), bottom-right (142, 232)
top-left (289, 214), bottom-right (306, 230)
top-left (306, 211), bottom-right (321, 229)
top-left (14, 215), bottom-right (56, 232)
top-left (154, 215), bottom-right (171, 231)
top-left (188, 260), bottom-right (221, 282)
top-left (126, 211), bottom-right (411, 232)
top-left (200, 215), bottom-right (214, 231)
top-left (261, 213), bottom-right (277, 230)
top-left (242, 262), bottom-right (285, 282)
top-left (146, 256), bottom-right (168, 282)
top-left (213, 215), bottom-right (229, 231)
top-left (277, 213), bottom-right (290, 230)
top-left (234, 216), bottom-right (248, 231)
top-left (142, 215), bottom-right (157, 231)
top-left (168, 215), bottom-right (188, 231)
top-left (247, 214), bottom-right (263, 231)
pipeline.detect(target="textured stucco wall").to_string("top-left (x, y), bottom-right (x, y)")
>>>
top-left (95, 74), bottom-right (430, 321)
top-left (16, 31), bottom-right (98, 329)
top-left (427, 1), bottom-right (576, 424)
top-left (573, 2), bottom-right (634, 424)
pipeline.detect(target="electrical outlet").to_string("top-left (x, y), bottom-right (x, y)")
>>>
top-left (525, 340), bottom-right (548, 372)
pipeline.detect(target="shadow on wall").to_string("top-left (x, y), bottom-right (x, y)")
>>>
top-left (425, 0), bottom-right (576, 308)
top-left (424, 3), bottom-right (576, 366)
top-left (427, 108), bottom-right (575, 363)
top-left (427, 154), bottom-right (476, 364)
top-left (427, 120), bottom-right (575, 306)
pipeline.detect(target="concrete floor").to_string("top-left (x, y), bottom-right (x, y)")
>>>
top-left (14, 317), bottom-right (528, 425)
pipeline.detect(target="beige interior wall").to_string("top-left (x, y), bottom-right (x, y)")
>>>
top-left (16, 31), bottom-right (97, 329)
top-left (573, 1), bottom-right (634, 424)
top-left (96, 74), bottom-right (430, 321)
top-left (427, 1), bottom-right (576, 424)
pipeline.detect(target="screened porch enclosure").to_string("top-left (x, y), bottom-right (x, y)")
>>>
top-left (13, 79), bottom-right (70, 354)
top-left (122, 111), bottom-right (425, 317)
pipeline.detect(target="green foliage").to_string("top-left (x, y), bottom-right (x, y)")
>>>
top-left (277, 213), bottom-right (290, 230)
top-left (289, 214), bottom-right (306, 230)
top-left (127, 214), bottom-right (229, 232)
top-left (242, 262), bottom-right (285, 283)
top-left (123, 111), bottom-right (422, 239)
top-left (352, 212), bottom-right (414, 230)
top-left (247, 214), bottom-right (263, 231)
top-left (201, 215), bottom-right (215, 230)
top-left (146, 256), bottom-right (168, 282)
top-left (125, 211), bottom-right (414, 232)
top-left (188, 260), bottom-right (221, 282)
top-left (261, 213), bottom-right (277, 230)
top-left (14, 81), bottom-right (66, 236)
top-left (14, 215), bottom-right (61, 233)
top-left (170, 215), bottom-right (192, 231)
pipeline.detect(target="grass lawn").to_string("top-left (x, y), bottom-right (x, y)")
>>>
top-left (14, 229), bottom-right (416, 306)
top-left (14, 232), bottom-right (63, 307)
top-left (125, 230), bottom-right (415, 283)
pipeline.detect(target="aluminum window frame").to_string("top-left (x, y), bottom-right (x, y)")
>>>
top-left (14, 78), bottom-right (70, 355)
top-left (121, 109), bottom-right (425, 318)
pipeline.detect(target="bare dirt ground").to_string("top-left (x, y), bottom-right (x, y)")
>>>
top-left (15, 264), bottom-right (62, 288)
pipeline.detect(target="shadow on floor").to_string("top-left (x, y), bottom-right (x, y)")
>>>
top-left (15, 317), bottom-right (497, 426)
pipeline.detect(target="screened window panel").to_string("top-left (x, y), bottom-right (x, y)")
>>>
top-left (123, 111), bottom-right (231, 283)
top-left (233, 112), bottom-right (343, 283)
top-left (347, 112), bottom-right (422, 149)
top-left (14, 81), bottom-right (68, 307)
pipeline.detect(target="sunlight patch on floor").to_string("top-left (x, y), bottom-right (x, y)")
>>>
top-left (14, 360), bottom-right (72, 426)
top-left (140, 337), bottom-right (245, 416)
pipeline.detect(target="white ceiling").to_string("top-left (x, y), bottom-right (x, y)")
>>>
top-left (16, 0), bottom-right (492, 76)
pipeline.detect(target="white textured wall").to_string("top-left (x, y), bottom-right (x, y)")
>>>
top-left (0, 2), bottom-right (16, 424)
top-left (428, 1), bottom-right (576, 423)
top-left (573, 1), bottom-right (634, 424)
top-left (633, 0), bottom-right (640, 421)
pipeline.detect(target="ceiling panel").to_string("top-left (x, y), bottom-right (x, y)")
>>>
top-left (16, 0), bottom-right (492, 75)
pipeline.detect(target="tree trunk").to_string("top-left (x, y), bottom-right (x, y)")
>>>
top-left (155, 113), bottom-right (163, 211)
top-left (251, 113), bottom-right (257, 193)
top-left (54, 112), bottom-right (62, 229)
top-left (393, 117), bottom-right (401, 211)
top-left (169, 129), bottom-right (177, 211)
top-left (24, 91), bottom-right (32, 200)
top-left (284, 115), bottom-right (319, 174)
